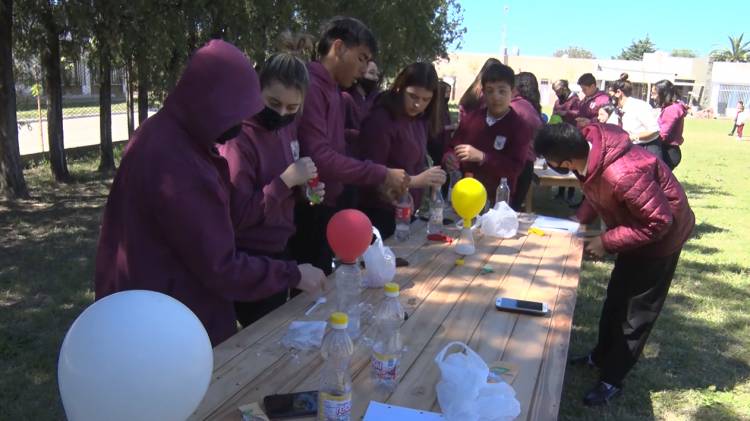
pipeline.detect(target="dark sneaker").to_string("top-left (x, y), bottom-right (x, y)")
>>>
top-left (569, 353), bottom-right (598, 369)
top-left (583, 381), bottom-right (622, 406)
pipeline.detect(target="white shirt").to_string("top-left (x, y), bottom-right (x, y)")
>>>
top-left (620, 97), bottom-right (659, 143)
top-left (486, 109), bottom-right (509, 127)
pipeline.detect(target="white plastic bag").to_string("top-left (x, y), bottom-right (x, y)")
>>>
top-left (363, 227), bottom-right (396, 288)
top-left (435, 341), bottom-right (520, 421)
top-left (480, 201), bottom-right (519, 239)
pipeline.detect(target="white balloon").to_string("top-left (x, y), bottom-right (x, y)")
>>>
top-left (58, 290), bottom-right (213, 421)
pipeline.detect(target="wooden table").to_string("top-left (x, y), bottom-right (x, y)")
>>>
top-left (524, 166), bottom-right (581, 213)
top-left (189, 215), bottom-right (583, 421)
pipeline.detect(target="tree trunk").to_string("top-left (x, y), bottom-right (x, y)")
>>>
top-left (136, 53), bottom-right (149, 124)
top-left (125, 57), bottom-right (135, 137)
top-left (0, 0), bottom-right (29, 198)
top-left (98, 43), bottom-right (114, 172)
top-left (41, 5), bottom-right (69, 182)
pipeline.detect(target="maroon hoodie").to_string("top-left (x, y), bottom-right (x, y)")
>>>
top-left (510, 95), bottom-right (543, 162)
top-left (94, 40), bottom-right (301, 347)
top-left (575, 124), bottom-right (694, 257)
top-left (578, 90), bottom-right (611, 121)
top-left (553, 94), bottom-right (581, 124)
top-left (658, 102), bottom-right (688, 146)
top-left (298, 62), bottom-right (387, 206)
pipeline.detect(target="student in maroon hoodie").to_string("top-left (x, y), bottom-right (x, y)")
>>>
top-left (575, 72), bottom-right (612, 127)
top-left (356, 62), bottom-right (446, 238)
top-left (444, 62), bottom-right (533, 207)
top-left (289, 17), bottom-right (408, 274)
top-left (651, 79), bottom-right (688, 169)
top-left (510, 71), bottom-right (544, 210)
top-left (552, 79), bottom-right (581, 125)
top-left (535, 123), bottom-right (695, 406)
top-left (342, 62), bottom-right (380, 145)
top-left (458, 57), bottom-right (502, 121)
top-left (94, 40), bottom-right (325, 347)
top-left (219, 52), bottom-right (327, 327)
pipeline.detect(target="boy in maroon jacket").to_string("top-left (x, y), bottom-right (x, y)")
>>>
top-left (534, 123), bottom-right (695, 406)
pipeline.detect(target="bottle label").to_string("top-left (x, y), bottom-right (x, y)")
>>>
top-left (318, 392), bottom-right (351, 421)
top-left (371, 351), bottom-right (400, 381)
top-left (395, 206), bottom-right (411, 220)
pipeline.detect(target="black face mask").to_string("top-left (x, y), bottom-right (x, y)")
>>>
top-left (256, 107), bottom-right (296, 131)
top-left (358, 78), bottom-right (378, 96)
top-left (216, 124), bottom-right (241, 144)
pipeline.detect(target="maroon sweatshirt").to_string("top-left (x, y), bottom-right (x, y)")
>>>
top-left (658, 102), bottom-right (688, 146)
top-left (578, 90), bottom-right (611, 121)
top-left (298, 62), bottom-right (387, 206)
top-left (510, 95), bottom-right (543, 162)
top-left (94, 40), bottom-right (300, 347)
top-left (219, 116), bottom-right (297, 254)
top-left (553, 94), bottom-right (581, 124)
top-left (445, 107), bottom-right (532, 203)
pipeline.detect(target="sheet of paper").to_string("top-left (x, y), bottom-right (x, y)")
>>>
top-left (531, 215), bottom-right (580, 233)
top-left (363, 401), bottom-right (443, 420)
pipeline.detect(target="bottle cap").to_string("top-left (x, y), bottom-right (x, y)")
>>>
top-left (329, 312), bottom-right (348, 329)
top-left (384, 282), bottom-right (400, 297)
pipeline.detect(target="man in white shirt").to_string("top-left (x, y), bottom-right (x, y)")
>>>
top-left (611, 75), bottom-right (662, 159)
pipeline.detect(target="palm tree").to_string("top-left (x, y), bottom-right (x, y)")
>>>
top-left (711, 34), bottom-right (750, 62)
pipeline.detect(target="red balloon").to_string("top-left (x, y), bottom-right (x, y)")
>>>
top-left (326, 209), bottom-right (373, 264)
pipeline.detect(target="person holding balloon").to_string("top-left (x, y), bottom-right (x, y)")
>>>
top-left (443, 62), bottom-right (533, 208)
top-left (355, 62), bottom-right (447, 238)
top-left (94, 40), bottom-right (325, 348)
top-left (219, 48), bottom-right (328, 328)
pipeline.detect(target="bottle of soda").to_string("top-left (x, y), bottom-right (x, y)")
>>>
top-left (495, 177), bottom-right (510, 208)
top-left (319, 312), bottom-right (354, 421)
top-left (394, 191), bottom-right (413, 242)
top-left (306, 176), bottom-right (322, 205)
top-left (334, 263), bottom-right (363, 339)
top-left (427, 187), bottom-right (444, 235)
top-left (371, 283), bottom-right (404, 392)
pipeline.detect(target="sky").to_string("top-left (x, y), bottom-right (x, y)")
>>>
top-left (453, 0), bottom-right (750, 59)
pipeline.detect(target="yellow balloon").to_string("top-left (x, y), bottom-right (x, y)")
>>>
top-left (451, 177), bottom-right (487, 228)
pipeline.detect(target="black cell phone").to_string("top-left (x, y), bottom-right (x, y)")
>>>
top-left (495, 297), bottom-right (549, 316)
top-left (262, 390), bottom-right (318, 419)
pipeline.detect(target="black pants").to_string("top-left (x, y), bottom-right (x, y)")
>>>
top-left (288, 202), bottom-right (338, 276)
top-left (663, 145), bottom-right (682, 170)
top-left (729, 123), bottom-right (737, 135)
top-left (591, 249), bottom-right (682, 387)
top-left (511, 160), bottom-right (534, 211)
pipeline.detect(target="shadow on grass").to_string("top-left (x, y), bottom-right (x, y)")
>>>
top-left (680, 181), bottom-right (728, 201)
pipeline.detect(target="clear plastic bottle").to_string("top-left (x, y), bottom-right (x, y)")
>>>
top-left (427, 188), bottom-right (444, 235)
top-left (371, 283), bottom-right (404, 392)
top-left (495, 177), bottom-right (511, 208)
top-left (306, 176), bottom-right (322, 205)
top-left (334, 263), bottom-right (362, 338)
top-left (319, 312), bottom-right (354, 421)
top-left (455, 226), bottom-right (476, 255)
top-left (394, 191), bottom-right (413, 242)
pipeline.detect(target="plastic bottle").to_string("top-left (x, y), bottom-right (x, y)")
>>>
top-left (495, 177), bottom-right (510, 208)
top-left (455, 226), bottom-right (476, 255)
top-left (371, 283), bottom-right (405, 392)
top-left (306, 176), bottom-right (322, 205)
top-left (394, 191), bottom-right (413, 242)
top-left (427, 188), bottom-right (444, 235)
top-left (334, 263), bottom-right (363, 339)
top-left (319, 312), bottom-right (354, 421)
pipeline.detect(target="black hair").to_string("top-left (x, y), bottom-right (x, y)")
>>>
top-left (316, 16), bottom-right (378, 58)
top-left (377, 62), bottom-right (441, 137)
top-left (599, 103), bottom-right (616, 117)
top-left (459, 57), bottom-right (502, 111)
top-left (739, 100), bottom-right (744, 105)
top-left (577, 73), bottom-right (597, 87)
top-left (611, 72), bottom-right (633, 96)
top-left (514, 72), bottom-right (542, 114)
top-left (533, 123), bottom-right (590, 163)
top-left (481, 62), bottom-right (515, 89)
top-left (652, 79), bottom-right (678, 107)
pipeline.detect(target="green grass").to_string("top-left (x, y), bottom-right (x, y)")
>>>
top-left (0, 120), bottom-right (748, 420)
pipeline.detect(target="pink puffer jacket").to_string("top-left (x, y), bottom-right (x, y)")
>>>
top-left (576, 123), bottom-right (695, 257)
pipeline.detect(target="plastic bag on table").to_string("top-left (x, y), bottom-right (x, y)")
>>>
top-left (363, 227), bottom-right (396, 288)
top-left (479, 201), bottom-right (518, 239)
top-left (434, 341), bottom-right (520, 421)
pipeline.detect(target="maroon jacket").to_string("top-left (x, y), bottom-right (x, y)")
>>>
top-left (298, 62), bottom-right (387, 206)
top-left (553, 94), bottom-right (581, 124)
top-left (510, 95), bottom-right (543, 162)
top-left (356, 105), bottom-right (429, 209)
top-left (219, 116), bottom-right (297, 254)
top-left (578, 90), bottom-right (611, 121)
top-left (575, 124), bottom-right (694, 257)
top-left (445, 107), bottom-right (532, 203)
top-left (658, 102), bottom-right (688, 146)
top-left (94, 40), bottom-right (301, 347)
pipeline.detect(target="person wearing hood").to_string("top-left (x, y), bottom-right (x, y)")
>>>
top-left (534, 122), bottom-right (695, 406)
top-left (356, 62), bottom-right (446, 238)
top-left (651, 79), bottom-right (688, 169)
top-left (94, 40), bottom-right (325, 347)
top-left (289, 17), bottom-right (408, 274)
top-left (219, 51), bottom-right (327, 327)
top-left (575, 73), bottom-right (612, 128)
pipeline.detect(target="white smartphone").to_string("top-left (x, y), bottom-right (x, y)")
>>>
top-left (495, 297), bottom-right (549, 316)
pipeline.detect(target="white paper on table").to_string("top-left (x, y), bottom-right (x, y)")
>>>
top-left (363, 401), bottom-right (443, 420)
top-left (531, 215), bottom-right (580, 233)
